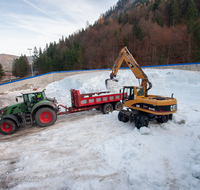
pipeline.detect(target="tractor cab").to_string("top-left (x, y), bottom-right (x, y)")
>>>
top-left (122, 86), bottom-right (144, 103)
top-left (16, 89), bottom-right (46, 112)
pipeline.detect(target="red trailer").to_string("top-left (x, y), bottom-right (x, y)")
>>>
top-left (58, 89), bottom-right (123, 115)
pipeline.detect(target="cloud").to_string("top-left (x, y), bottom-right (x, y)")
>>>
top-left (23, 0), bottom-right (50, 17)
top-left (0, 0), bottom-right (117, 56)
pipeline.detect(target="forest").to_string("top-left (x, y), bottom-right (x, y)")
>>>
top-left (12, 55), bottom-right (29, 78)
top-left (31, 0), bottom-right (200, 74)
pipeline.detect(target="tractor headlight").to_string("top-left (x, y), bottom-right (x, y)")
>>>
top-left (0, 108), bottom-right (4, 115)
top-left (0, 106), bottom-right (7, 116)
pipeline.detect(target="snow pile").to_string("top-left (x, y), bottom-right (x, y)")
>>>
top-left (0, 69), bottom-right (200, 189)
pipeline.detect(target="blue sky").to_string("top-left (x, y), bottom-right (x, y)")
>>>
top-left (0, 0), bottom-right (117, 56)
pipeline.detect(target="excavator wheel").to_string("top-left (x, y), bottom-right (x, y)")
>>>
top-left (139, 116), bottom-right (149, 128)
top-left (135, 115), bottom-right (141, 129)
top-left (118, 111), bottom-right (129, 122)
top-left (122, 116), bottom-right (129, 123)
top-left (118, 111), bottom-right (123, 121)
top-left (135, 115), bottom-right (149, 129)
top-left (156, 115), bottom-right (169, 123)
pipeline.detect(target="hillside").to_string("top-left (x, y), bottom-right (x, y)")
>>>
top-left (32, 0), bottom-right (200, 74)
top-left (0, 54), bottom-right (18, 71)
top-left (0, 54), bottom-right (33, 72)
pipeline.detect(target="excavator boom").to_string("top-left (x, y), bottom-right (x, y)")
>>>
top-left (105, 46), bottom-right (152, 96)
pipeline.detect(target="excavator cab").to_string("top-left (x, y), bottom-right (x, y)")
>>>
top-left (122, 86), bottom-right (144, 103)
top-left (123, 87), bottom-right (134, 102)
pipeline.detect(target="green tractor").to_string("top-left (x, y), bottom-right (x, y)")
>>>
top-left (0, 89), bottom-right (59, 135)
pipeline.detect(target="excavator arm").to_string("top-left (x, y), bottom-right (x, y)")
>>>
top-left (106, 46), bottom-right (152, 96)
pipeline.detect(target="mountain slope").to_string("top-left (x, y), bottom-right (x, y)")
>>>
top-left (33, 0), bottom-right (200, 75)
top-left (0, 54), bottom-right (33, 72)
top-left (0, 54), bottom-right (18, 71)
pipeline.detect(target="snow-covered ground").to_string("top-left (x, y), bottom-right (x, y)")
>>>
top-left (0, 69), bottom-right (200, 190)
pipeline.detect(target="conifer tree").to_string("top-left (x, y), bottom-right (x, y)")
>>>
top-left (12, 55), bottom-right (29, 78)
top-left (0, 63), bottom-right (4, 80)
top-left (192, 21), bottom-right (200, 61)
top-left (169, 0), bottom-right (180, 27)
top-left (133, 22), bottom-right (143, 41)
top-left (33, 46), bottom-right (38, 70)
top-left (154, 14), bottom-right (164, 27)
top-left (185, 0), bottom-right (198, 24)
top-left (185, 0), bottom-right (198, 62)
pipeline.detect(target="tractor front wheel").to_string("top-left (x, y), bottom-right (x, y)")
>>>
top-left (35, 107), bottom-right (57, 127)
top-left (0, 119), bottom-right (16, 135)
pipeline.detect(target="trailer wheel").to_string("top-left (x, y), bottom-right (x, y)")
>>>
top-left (35, 107), bottom-right (57, 127)
top-left (156, 115), bottom-right (169, 123)
top-left (102, 103), bottom-right (113, 114)
top-left (114, 102), bottom-right (123, 111)
top-left (0, 119), bottom-right (16, 135)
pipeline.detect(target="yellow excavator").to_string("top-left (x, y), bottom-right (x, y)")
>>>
top-left (105, 46), bottom-right (177, 129)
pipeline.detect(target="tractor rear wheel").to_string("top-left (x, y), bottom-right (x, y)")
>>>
top-left (35, 107), bottom-right (57, 127)
top-left (0, 119), bottom-right (16, 135)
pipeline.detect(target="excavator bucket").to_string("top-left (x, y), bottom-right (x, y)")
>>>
top-left (105, 72), bottom-right (119, 89)
top-left (105, 78), bottom-right (118, 90)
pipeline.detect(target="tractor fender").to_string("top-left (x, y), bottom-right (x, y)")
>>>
top-left (31, 102), bottom-right (57, 115)
top-left (2, 115), bottom-right (20, 126)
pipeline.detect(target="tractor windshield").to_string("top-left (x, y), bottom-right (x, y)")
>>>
top-left (23, 93), bottom-right (43, 104)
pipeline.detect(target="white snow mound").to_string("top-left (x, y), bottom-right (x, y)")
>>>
top-left (0, 69), bottom-right (200, 190)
